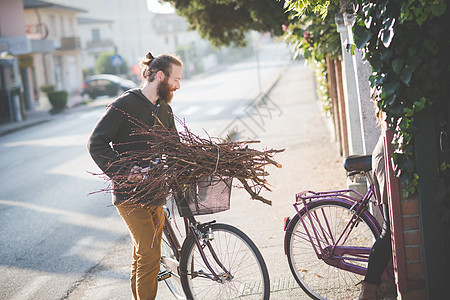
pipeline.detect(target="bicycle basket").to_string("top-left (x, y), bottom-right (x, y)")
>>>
top-left (175, 176), bottom-right (232, 217)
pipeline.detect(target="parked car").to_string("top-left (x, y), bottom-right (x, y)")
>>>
top-left (82, 74), bottom-right (137, 99)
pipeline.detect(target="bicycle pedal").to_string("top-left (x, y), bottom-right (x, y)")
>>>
top-left (158, 270), bottom-right (172, 281)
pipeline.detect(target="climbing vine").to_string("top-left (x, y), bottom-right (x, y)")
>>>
top-left (352, 0), bottom-right (449, 198)
top-left (282, 0), bottom-right (449, 204)
top-left (284, 0), bottom-right (339, 18)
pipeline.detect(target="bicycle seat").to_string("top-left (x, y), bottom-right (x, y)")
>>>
top-left (343, 155), bottom-right (372, 172)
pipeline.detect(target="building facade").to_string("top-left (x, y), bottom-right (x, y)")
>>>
top-left (76, 17), bottom-right (115, 74)
top-left (24, 0), bottom-right (85, 103)
top-left (55, 0), bottom-right (214, 79)
top-left (0, 0), bottom-right (31, 122)
top-left (0, 0), bottom-right (86, 123)
top-left (0, 0), bottom-right (243, 124)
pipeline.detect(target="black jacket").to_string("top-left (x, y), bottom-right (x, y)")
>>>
top-left (87, 88), bottom-right (176, 205)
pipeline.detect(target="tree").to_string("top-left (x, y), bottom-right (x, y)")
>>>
top-left (94, 51), bottom-right (129, 75)
top-left (165, 0), bottom-right (289, 47)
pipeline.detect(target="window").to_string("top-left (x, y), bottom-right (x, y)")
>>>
top-left (60, 16), bottom-right (65, 37)
top-left (92, 29), bottom-right (100, 42)
top-left (49, 15), bottom-right (56, 37)
top-left (69, 18), bottom-right (75, 36)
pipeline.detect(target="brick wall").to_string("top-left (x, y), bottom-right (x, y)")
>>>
top-left (399, 195), bottom-right (426, 299)
top-left (385, 131), bottom-right (427, 299)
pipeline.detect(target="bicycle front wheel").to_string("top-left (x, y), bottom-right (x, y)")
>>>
top-left (180, 223), bottom-right (270, 300)
top-left (285, 200), bottom-right (379, 300)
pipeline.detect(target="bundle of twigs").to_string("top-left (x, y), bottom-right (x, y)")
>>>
top-left (95, 107), bottom-right (284, 206)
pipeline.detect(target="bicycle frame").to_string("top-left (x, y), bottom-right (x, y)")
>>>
top-left (284, 184), bottom-right (383, 277)
top-left (162, 212), bottom-right (183, 261)
top-left (162, 212), bottom-right (231, 283)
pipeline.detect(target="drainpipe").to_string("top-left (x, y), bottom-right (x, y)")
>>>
top-left (34, 8), bottom-right (49, 83)
top-left (11, 55), bottom-right (23, 122)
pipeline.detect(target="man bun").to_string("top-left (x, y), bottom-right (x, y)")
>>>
top-left (140, 52), bottom-right (182, 82)
top-left (141, 52), bottom-right (155, 67)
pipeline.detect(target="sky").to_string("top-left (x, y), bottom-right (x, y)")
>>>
top-left (146, 0), bottom-right (175, 14)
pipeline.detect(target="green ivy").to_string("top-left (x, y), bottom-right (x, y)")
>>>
top-left (353, 0), bottom-right (449, 198)
top-left (283, 0), bottom-right (340, 18)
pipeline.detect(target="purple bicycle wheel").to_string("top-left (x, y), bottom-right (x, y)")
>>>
top-left (285, 200), bottom-right (379, 299)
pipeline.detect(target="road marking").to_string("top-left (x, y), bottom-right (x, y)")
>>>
top-left (205, 106), bottom-right (225, 115)
top-left (10, 275), bottom-right (51, 300)
top-left (179, 106), bottom-right (200, 116)
top-left (3, 134), bottom-right (87, 147)
top-left (270, 276), bottom-right (300, 292)
top-left (233, 276), bottom-right (301, 297)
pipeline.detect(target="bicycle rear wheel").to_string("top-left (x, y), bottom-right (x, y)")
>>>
top-left (161, 234), bottom-right (185, 299)
top-left (180, 223), bottom-right (270, 300)
top-left (285, 200), bottom-right (379, 299)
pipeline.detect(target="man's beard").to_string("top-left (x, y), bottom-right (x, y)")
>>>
top-left (157, 78), bottom-right (174, 103)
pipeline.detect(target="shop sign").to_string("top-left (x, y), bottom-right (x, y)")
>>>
top-left (19, 55), bottom-right (34, 68)
top-left (0, 41), bottom-right (8, 52)
top-left (26, 23), bottom-right (49, 40)
top-left (0, 36), bottom-right (31, 55)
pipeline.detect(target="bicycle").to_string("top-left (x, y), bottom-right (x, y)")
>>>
top-left (158, 175), bottom-right (270, 300)
top-left (283, 155), bottom-right (394, 299)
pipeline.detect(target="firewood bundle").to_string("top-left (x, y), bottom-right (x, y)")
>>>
top-left (95, 108), bottom-right (284, 207)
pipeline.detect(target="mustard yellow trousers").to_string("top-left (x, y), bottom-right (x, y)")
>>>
top-left (117, 205), bottom-right (164, 300)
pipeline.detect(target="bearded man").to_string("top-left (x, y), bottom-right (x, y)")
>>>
top-left (87, 52), bottom-right (182, 300)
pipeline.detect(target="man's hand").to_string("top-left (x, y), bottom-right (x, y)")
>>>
top-left (127, 166), bottom-right (143, 182)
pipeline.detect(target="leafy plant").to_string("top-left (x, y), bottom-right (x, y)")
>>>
top-left (95, 51), bottom-right (129, 75)
top-left (39, 84), bottom-right (54, 94)
top-left (48, 90), bottom-right (68, 113)
top-left (283, 0), bottom-right (340, 18)
top-left (352, 0), bottom-right (449, 198)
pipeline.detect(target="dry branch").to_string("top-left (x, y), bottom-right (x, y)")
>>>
top-left (93, 107), bottom-right (284, 207)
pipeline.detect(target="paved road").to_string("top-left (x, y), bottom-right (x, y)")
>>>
top-left (0, 40), bottom-right (347, 299)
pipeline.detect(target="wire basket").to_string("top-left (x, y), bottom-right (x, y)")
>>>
top-left (175, 175), bottom-right (233, 217)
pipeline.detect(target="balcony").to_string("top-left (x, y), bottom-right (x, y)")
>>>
top-left (30, 39), bottom-right (55, 53)
top-left (86, 39), bottom-right (114, 50)
top-left (59, 36), bottom-right (81, 50)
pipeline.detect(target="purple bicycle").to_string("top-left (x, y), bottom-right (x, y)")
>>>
top-left (283, 155), bottom-right (393, 299)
